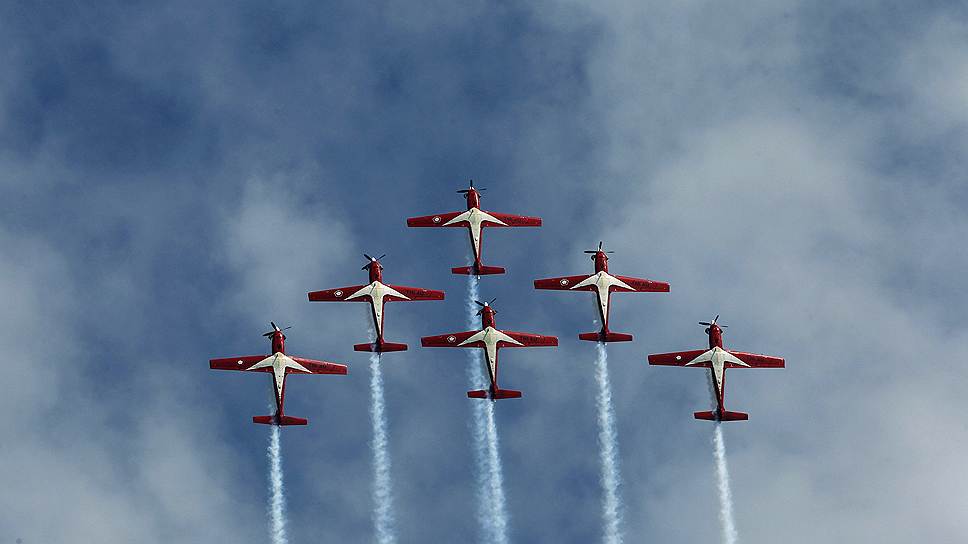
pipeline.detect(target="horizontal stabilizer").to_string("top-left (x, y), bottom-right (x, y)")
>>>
top-left (452, 265), bottom-right (506, 276)
top-left (354, 341), bottom-right (408, 353)
top-left (579, 331), bottom-right (633, 343)
top-left (253, 415), bottom-right (308, 426)
top-left (694, 410), bottom-right (748, 422)
top-left (493, 388), bottom-right (522, 399)
top-left (466, 388), bottom-right (522, 399)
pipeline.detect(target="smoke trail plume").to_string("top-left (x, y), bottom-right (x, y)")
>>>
top-left (267, 424), bottom-right (288, 544)
top-left (705, 371), bottom-right (738, 543)
top-left (369, 352), bottom-right (397, 544)
top-left (594, 342), bottom-right (624, 544)
top-left (712, 424), bottom-right (738, 544)
top-left (466, 275), bottom-right (510, 544)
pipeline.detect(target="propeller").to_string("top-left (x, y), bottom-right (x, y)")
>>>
top-left (263, 321), bottom-right (292, 337)
top-left (698, 315), bottom-right (727, 329)
top-left (457, 179), bottom-right (487, 194)
top-left (584, 241), bottom-right (615, 254)
top-left (362, 253), bottom-right (386, 269)
top-left (474, 298), bottom-right (498, 315)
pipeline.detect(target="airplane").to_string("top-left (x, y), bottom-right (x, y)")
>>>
top-left (308, 254), bottom-right (445, 353)
top-left (647, 316), bottom-right (784, 421)
top-left (209, 322), bottom-right (347, 426)
top-left (533, 242), bottom-right (670, 342)
top-left (421, 299), bottom-right (557, 399)
top-left (406, 180), bottom-right (542, 276)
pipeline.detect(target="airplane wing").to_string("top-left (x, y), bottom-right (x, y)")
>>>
top-left (385, 285), bottom-right (446, 301)
top-left (209, 355), bottom-right (269, 371)
top-left (407, 211), bottom-right (465, 227)
top-left (482, 211), bottom-right (542, 227)
top-left (421, 330), bottom-right (482, 348)
top-left (533, 274), bottom-right (595, 291)
top-left (648, 350), bottom-right (709, 367)
top-left (612, 275), bottom-right (671, 293)
top-left (289, 356), bottom-right (348, 374)
top-left (727, 351), bottom-right (785, 368)
top-left (308, 285), bottom-right (369, 302)
top-left (499, 331), bottom-right (559, 347)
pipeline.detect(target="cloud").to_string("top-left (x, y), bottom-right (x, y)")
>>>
top-left (2, 2), bottom-right (967, 542)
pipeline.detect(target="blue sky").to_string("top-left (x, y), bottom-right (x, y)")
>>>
top-left (2, 1), bottom-right (967, 542)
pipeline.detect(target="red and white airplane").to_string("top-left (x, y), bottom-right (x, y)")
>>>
top-left (308, 254), bottom-right (445, 353)
top-left (533, 242), bottom-right (670, 342)
top-left (406, 180), bottom-right (542, 276)
top-left (209, 322), bottom-right (347, 426)
top-left (647, 316), bottom-right (784, 422)
top-left (421, 299), bottom-right (557, 399)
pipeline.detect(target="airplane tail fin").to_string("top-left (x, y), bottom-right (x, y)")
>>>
top-left (579, 331), bottom-right (633, 343)
top-left (452, 265), bottom-right (506, 276)
top-left (492, 388), bottom-right (522, 399)
top-left (468, 388), bottom-right (522, 399)
top-left (253, 415), bottom-right (309, 426)
top-left (354, 341), bottom-right (408, 353)
top-left (694, 410), bottom-right (748, 422)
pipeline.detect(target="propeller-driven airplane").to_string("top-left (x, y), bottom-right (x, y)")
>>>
top-left (533, 242), bottom-right (670, 342)
top-left (308, 254), bottom-right (445, 353)
top-left (421, 299), bottom-right (557, 399)
top-left (647, 316), bottom-right (784, 421)
top-left (406, 180), bottom-right (542, 276)
top-left (209, 322), bottom-right (347, 426)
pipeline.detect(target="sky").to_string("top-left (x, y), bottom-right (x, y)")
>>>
top-left (1, 1), bottom-right (967, 542)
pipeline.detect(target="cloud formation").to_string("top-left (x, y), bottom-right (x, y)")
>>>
top-left (1, 1), bottom-right (966, 542)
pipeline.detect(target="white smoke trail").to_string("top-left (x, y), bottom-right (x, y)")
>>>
top-left (594, 342), bottom-right (624, 544)
top-left (465, 275), bottom-right (510, 544)
top-left (707, 369), bottom-right (739, 544)
top-left (267, 424), bottom-right (288, 544)
top-left (369, 351), bottom-right (397, 544)
top-left (713, 424), bottom-right (738, 544)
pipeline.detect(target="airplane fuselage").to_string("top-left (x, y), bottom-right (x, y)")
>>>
top-left (705, 325), bottom-right (729, 416)
top-left (458, 306), bottom-right (522, 395)
top-left (256, 330), bottom-right (295, 421)
top-left (345, 262), bottom-right (410, 344)
top-left (443, 188), bottom-right (508, 270)
top-left (570, 250), bottom-right (634, 335)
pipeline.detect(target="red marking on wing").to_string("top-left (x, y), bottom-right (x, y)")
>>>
top-left (421, 330), bottom-right (480, 348)
top-left (647, 349), bottom-right (708, 367)
top-left (727, 351), bottom-right (785, 368)
top-left (209, 355), bottom-right (268, 371)
top-left (290, 356), bottom-right (348, 374)
top-left (406, 211), bottom-right (464, 227)
top-left (484, 211), bottom-right (542, 227)
top-left (386, 285), bottom-right (446, 301)
top-left (613, 275), bottom-right (670, 293)
top-left (533, 274), bottom-right (594, 291)
top-left (500, 331), bottom-right (558, 347)
top-left (308, 285), bottom-right (369, 302)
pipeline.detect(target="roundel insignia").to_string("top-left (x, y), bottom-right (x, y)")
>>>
top-left (334, 290), bottom-right (343, 297)
top-left (433, 216), bottom-right (441, 223)
top-left (447, 335), bottom-right (457, 343)
top-left (560, 279), bottom-right (569, 286)
top-left (675, 355), bottom-right (682, 360)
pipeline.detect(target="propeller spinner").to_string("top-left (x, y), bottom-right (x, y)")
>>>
top-left (263, 321), bottom-right (293, 337)
top-left (457, 179), bottom-right (487, 194)
top-left (362, 253), bottom-right (386, 270)
top-left (584, 241), bottom-right (615, 254)
top-left (699, 315), bottom-right (727, 329)
top-left (474, 297), bottom-right (498, 315)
